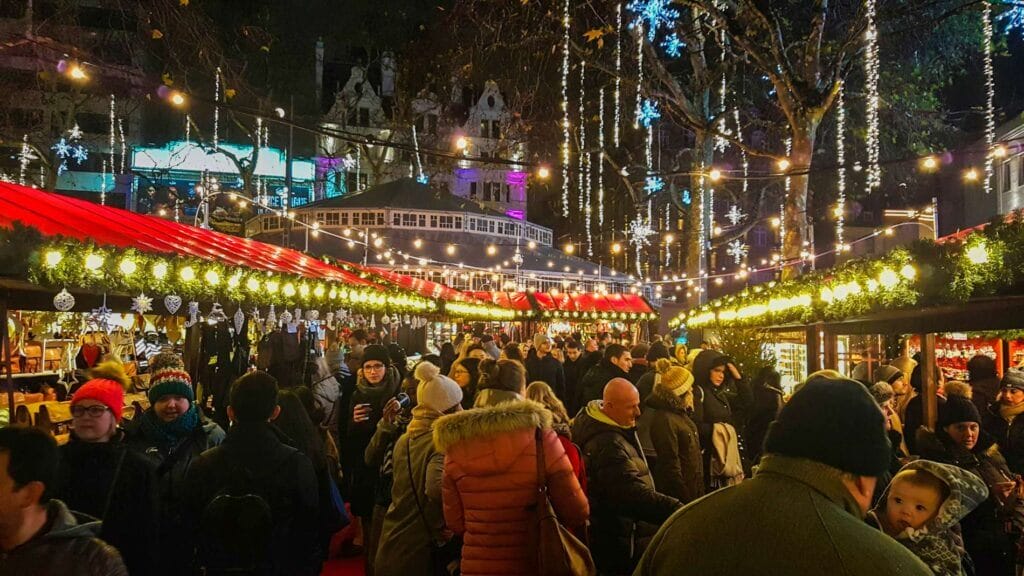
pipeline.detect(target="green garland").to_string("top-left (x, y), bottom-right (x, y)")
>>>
top-left (0, 223), bottom-right (438, 314)
top-left (671, 215), bottom-right (1024, 330)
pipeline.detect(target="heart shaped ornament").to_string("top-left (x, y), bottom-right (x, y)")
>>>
top-left (164, 295), bottom-right (182, 315)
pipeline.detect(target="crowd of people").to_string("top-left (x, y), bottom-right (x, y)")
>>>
top-left (3, 327), bottom-right (1024, 576)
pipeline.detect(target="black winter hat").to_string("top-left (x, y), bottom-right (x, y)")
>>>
top-left (938, 395), bottom-right (981, 428)
top-left (764, 374), bottom-right (891, 476)
top-left (361, 344), bottom-right (391, 368)
top-left (1002, 367), bottom-right (1024, 392)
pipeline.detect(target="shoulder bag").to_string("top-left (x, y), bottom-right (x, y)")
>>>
top-left (532, 427), bottom-right (596, 575)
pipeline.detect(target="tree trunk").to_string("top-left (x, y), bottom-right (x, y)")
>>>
top-left (686, 130), bottom-right (715, 306)
top-left (781, 121), bottom-right (819, 281)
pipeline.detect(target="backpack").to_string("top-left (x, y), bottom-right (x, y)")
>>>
top-left (196, 449), bottom-right (297, 575)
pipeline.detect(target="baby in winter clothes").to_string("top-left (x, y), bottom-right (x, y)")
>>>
top-left (869, 460), bottom-right (989, 576)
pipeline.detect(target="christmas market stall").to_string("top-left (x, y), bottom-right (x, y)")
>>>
top-left (668, 215), bottom-right (1024, 428)
top-left (526, 290), bottom-right (658, 343)
top-left (0, 182), bottom-right (441, 432)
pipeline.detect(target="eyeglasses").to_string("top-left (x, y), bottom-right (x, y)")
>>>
top-left (71, 405), bottom-right (111, 418)
top-left (364, 363), bottom-right (386, 371)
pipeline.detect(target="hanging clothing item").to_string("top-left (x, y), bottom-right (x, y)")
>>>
top-left (182, 321), bottom-right (203, 385)
top-left (199, 320), bottom-right (236, 430)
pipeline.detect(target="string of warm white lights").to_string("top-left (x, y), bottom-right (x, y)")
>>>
top-left (100, 159), bottom-right (107, 206)
top-left (598, 87), bottom-right (606, 227)
top-left (836, 82), bottom-right (847, 247)
top-left (983, 0), bottom-right (996, 194)
top-left (781, 137), bottom-right (791, 253)
top-left (733, 108), bottom-right (748, 199)
top-left (185, 113), bottom-right (191, 144)
top-left (18, 134), bottom-right (29, 186)
top-left (118, 119), bottom-right (127, 174)
top-left (108, 95), bottom-right (116, 186)
top-left (579, 60), bottom-right (587, 213)
top-left (864, 0), bottom-right (881, 191)
top-left (614, 3), bottom-right (623, 148)
top-left (715, 26), bottom-right (728, 153)
top-left (561, 0), bottom-right (571, 217)
top-left (411, 124), bottom-right (426, 183)
top-left (635, 22), bottom-right (644, 128)
top-left (213, 67), bottom-right (221, 149)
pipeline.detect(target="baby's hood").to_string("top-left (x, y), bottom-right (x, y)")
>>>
top-left (902, 459), bottom-right (989, 531)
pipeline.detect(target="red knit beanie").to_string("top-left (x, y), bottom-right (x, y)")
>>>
top-left (71, 379), bottom-right (125, 422)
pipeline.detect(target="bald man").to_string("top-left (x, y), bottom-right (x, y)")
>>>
top-left (572, 378), bottom-right (681, 574)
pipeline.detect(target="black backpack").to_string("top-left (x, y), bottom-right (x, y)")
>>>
top-left (196, 451), bottom-right (296, 575)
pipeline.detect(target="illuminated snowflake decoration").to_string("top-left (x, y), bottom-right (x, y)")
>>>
top-left (416, 174), bottom-right (429, 184)
top-left (725, 204), bottom-right (745, 226)
top-left (998, 6), bottom-right (1024, 33)
top-left (68, 124), bottom-right (83, 140)
top-left (71, 145), bottom-right (88, 163)
top-left (662, 33), bottom-right (685, 58)
top-left (131, 293), bottom-right (153, 315)
top-left (681, 189), bottom-right (692, 205)
top-left (628, 0), bottom-right (681, 41)
top-left (89, 305), bottom-right (112, 333)
top-left (51, 132), bottom-right (88, 175)
top-left (52, 138), bottom-right (71, 158)
top-left (645, 176), bottom-right (665, 194)
top-left (628, 215), bottom-right (655, 249)
top-left (726, 239), bottom-right (749, 264)
top-left (638, 99), bottom-right (661, 128)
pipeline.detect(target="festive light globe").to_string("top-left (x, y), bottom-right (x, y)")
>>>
top-left (966, 242), bottom-right (989, 265)
top-left (900, 264), bottom-right (917, 280)
top-left (205, 270), bottom-right (220, 285)
top-left (152, 262), bottom-right (168, 280)
top-left (246, 277), bottom-right (261, 292)
top-left (119, 259), bottom-right (137, 276)
top-left (84, 254), bottom-right (104, 271)
top-left (179, 266), bottom-right (196, 282)
top-left (879, 268), bottom-right (900, 288)
top-left (44, 250), bottom-right (63, 268)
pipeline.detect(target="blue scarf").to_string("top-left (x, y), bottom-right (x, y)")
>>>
top-left (140, 405), bottom-right (200, 450)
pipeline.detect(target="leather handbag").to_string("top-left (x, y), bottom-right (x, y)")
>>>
top-left (532, 427), bottom-right (596, 575)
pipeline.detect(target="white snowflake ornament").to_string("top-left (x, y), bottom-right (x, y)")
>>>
top-left (131, 293), bottom-right (153, 314)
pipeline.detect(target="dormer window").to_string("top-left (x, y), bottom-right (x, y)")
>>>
top-left (480, 119), bottom-right (500, 139)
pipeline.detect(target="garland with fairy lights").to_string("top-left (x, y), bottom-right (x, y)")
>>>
top-left (1, 223), bottom-right (437, 313)
top-left (669, 216), bottom-right (1024, 330)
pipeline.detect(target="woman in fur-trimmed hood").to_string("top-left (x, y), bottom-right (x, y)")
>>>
top-left (433, 399), bottom-right (589, 575)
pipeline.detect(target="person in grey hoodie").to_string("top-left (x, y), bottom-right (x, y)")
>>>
top-left (0, 426), bottom-right (128, 576)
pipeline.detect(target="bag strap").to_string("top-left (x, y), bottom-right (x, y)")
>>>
top-left (535, 427), bottom-right (547, 495)
top-left (406, 433), bottom-right (441, 545)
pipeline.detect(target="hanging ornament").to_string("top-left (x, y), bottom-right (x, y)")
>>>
top-left (280, 311), bottom-right (293, 325)
top-left (627, 215), bottom-right (655, 277)
top-left (403, 314), bottom-right (411, 325)
top-left (381, 314), bottom-right (391, 325)
top-left (725, 205), bottom-right (745, 226)
top-left (186, 301), bottom-right (199, 327)
top-left (131, 293), bottom-right (153, 315)
top-left (267, 304), bottom-right (277, 327)
top-left (370, 314), bottom-right (377, 329)
top-left (726, 239), bottom-right (749, 265)
top-left (164, 295), bottom-right (182, 315)
top-left (234, 307), bottom-right (245, 334)
top-left (90, 303), bottom-right (112, 333)
top-left (53, 289), bottom-right (75, 312)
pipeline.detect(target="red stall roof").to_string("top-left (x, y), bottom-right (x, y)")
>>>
top-left (466, 291), bottom-right (534, 311)
top-left (358, 265), bottom-right (483, 303)
top-left (486, 291), bottom-right (655, 317)
top-left (0, 183), bottom-right (375, 286)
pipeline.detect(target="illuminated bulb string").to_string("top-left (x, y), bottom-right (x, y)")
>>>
top-left (836, 83), bottom-right (847, 246)
top-left (715, 26), bottom-right (728, 153)
top-left (646, 124), bottom-right (654, 221)
top-left (614, 3), bottom-right (623, 147)
top-left (214, 67), bottom-right (221, 149)
top-left (118, 119), bottom-right (127, 174)
top-left (983, 1), bottom-right (996, 194)
top-left (108, 95), bottom-right (116, 177)
top-left (579, 61), bottom-right (587, 212)
top-left (411, 124), bottom-right (425, 183)
top-left (864, 0), bottom-right (881, 191)
top-left (734, 109), bottom-right (747, 197)
top-left (598, 87), bottom-right (606, 226)
top-left (635, 22), bottom-right (644, 128)
top-left (561, 0), bottom-right (571, 217)
top-left (782, 137), bottom-right (791, 255)
top-left (18, 134), bottom-right (29, 185)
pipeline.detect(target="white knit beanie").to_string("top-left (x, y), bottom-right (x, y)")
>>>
top-left (415, 361), bottom-right (463, 412)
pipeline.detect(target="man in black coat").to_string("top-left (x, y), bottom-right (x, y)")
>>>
top-left (578, 344), bottom-right (634, 407)
top-left (572, 378), bottom-right (681, 575)
top-left (562, 340), bottom-right (588, 416)
top-left (524, 333), bottom-right (566, 400)
top-left (183, 371), bottom-right (320, 576)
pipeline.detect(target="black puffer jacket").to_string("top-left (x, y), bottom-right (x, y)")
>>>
top-left (578, 361), bottom-right (632, 407)
top-left (640, 387), bottom-right (704, 505)
top-left (572, 401), bottom-right (681, 575)
top-left (524, 353), bottom-right (566, 399)
top-left (55, 433), bottom-right (160, 576)
top-left (0, 500), bottom-right (128, 576)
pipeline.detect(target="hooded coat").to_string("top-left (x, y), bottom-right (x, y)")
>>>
top-left (869, 460), bottom-right (989, 576)
top-left (634, 455), bottom-right (933, 576)
top-left (983, 401), bottom-right (1024, 475)
top-left (578, 360), bottom-right (632, 407)
top-left (0, 500), bottom-right (129, 576)
top-left (572, 401), bottom-right (681, 575)
top-left (433, 400), bottom-right (589, 575)
top-left (638, 386), bottom-right (704, 505)
top-left (917, 428), bottom-right (1024, 576)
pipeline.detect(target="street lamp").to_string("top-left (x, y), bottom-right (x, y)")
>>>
top-left (536, 165), bottom-right (551, 179)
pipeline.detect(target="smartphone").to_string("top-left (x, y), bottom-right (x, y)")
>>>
top-left (395, 392), bottom-right (411, 409)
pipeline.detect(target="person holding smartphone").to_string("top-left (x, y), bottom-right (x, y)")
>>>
top-left (338, 345), bottom-right (400, 566)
